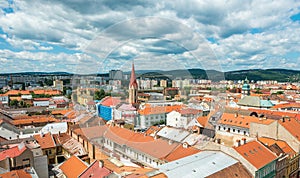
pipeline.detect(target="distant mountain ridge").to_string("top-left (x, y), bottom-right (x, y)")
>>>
top-left (1, 69), bottom-right (299, 82)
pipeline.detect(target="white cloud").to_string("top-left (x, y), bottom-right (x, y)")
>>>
top-left (0, 0), bottom-right (300, 72)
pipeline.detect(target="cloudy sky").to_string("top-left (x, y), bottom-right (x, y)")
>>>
top-left (1, 0), bottom-right (300, 74)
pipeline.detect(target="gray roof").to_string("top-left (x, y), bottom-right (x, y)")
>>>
top-left (156, 127), bottom-right (190, 143)
top-left (157, 151), bottom-right (238, 178)
top-left (237, 96), bottom-right (261, 107)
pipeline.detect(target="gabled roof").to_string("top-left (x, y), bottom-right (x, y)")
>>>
top-left (278, 117), bottom-right (300, 141)
top-left (234, 141), bottom-right (277, 169)
top-left (59, 155), bottom-right (88, 178)
top-left (33, 132), bottom-right (56, 149)
top-left (258, 137), bottom-right (296, 157)
top-left (0, 143), bottom-right (27, 161)
top-left (79, 160), bottom-right (111, 178)
top-left (163, 145), bottom-right (200, 162)
top-left (100, 97), bottom-right (121, 107)
top-left (237, 96), bottom-right (260, 107)
top-left (196, 116), bottom-right (210, 128)
top-left (206, 162), bottom-right (252, 178)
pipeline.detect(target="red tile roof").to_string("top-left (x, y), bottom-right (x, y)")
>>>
top-left (139, 103), bottom-right (182, 115)
top-left (59, 155), bottom-right (88, 178)
top-left (33, 98), bottom-right (50, 101)
top-left (163, 145), bottom-right (200, 162)
top-left (12, 115), bottom-right (57, 125)
top-left (278, 117), bottom-right (300, 141)
top-left (79, 160), bottom-right (111, 178)
top-left (0, 144), bottom-right (27, 161)
top-left (196, 116), bottom-right (210, 127)
top-left (5, 90), bottom-right (31, 96)
top-left (219, 113), bottom-right (274, 129)
top-left (0, 169), bottom-right (32, 178)
top-left (33, 132), bottom-right (56, 149)
top-left (101, 97), bottom-right (121, 107)
top-left (234, 141), bottom-right (277, 169)
top-left (258, 137), bottom-right (296, 157)
top-left (273, 102), bottom-right (300, 109)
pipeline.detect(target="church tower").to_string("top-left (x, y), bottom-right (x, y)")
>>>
top-left (128, 63), bottom-right (138, 104)
top-left (242, 77), bottom-right (250, 97)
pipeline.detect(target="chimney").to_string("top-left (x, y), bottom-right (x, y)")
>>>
top-left (282, 117), bottom-right (285, 122)
top-left (235, 113), bottom-right (238, 118)
top-left (242, 138), bottom-right (246, 145)
top-left (235, 140), bottom-right (241, 147)
top-left (99, 160), bottom-right (104, 168)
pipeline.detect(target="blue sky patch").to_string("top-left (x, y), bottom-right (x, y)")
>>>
top-left (290, 12), bottom-right (300, 21)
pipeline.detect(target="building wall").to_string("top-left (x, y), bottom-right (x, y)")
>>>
top-left (34, 155), bottom-right (49, 178)
top-left (99, 105), bottom-right (112, 121)
top-left (250, 121), bottom-right (300, 152)
top-left (249, 121), bottom-right (277, 139)
top-left (217, 124), bottom-right (250, 136)
top-left (0, 96), bottom-right (9, 105)
top-left (42, 147), bottom-right (57, 164)
top-left (12, 148), bottom-right (34, 169)
top-left (255, 160), bottom-right (276, 178)
top-left (139, 113), bottom-right (166, 129)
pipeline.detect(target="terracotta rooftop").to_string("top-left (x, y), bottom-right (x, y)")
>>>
top-left (219, 113), bottom-right (274, 129)
top-left (163, 145), bottom-right (200, 162)
top-left (0, 169), bottom-right (32, 178)
top-left (278, 117), bottom-right (300, 141)
top-left (33, 98), bottom-right (50, 101)
top-left (51, 109), bottom-right (72, 115)
top-left (4, 90), bottom-right (31, 96)
top-left (12, 115), bottom-right (57, 126)
top-left (101, 97), bottom-right (121, 107)
top-left (144, 126), bottom-right (161, 136)
top-left (59, 155), bottom-right (88, 178)
top-left (273, 102), bottom-right (300, 109)
top-left (139, 104), bottom-right (182, 115)
top-left (234, 141), bottom-right (277, 169)
top-left (0, 144), bottom-right (27, 161)
top-left (9, 96), bottom-right (22, 101)
top-left (206, 162), bottom-right (252, 178)
top-left (33, 132), bottom-right (56, 149)
top-left (79, 160), bottom-right (111, 178)
top-left (258, 137), bottom-right (296, 157)
top-left (196, 116), bottom-right (210, 128)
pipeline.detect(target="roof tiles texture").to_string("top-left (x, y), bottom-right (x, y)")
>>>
top-left (33, 132), bottom-right (56, 149)
top-left (0, 169), bottom-right (32, 178)
top-left (0, 144), bottom-right (27, 161)
top-left (219, 113), bottom-right (274, 129)
top-left (59, 155), bottom-right (88, 178)
top-left (234, 141), bottom-right (277, 169)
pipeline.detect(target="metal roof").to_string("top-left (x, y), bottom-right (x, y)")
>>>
top-left (157, 127), bottom-right (190, 143)
top-left (157, 151), bottom-right (238, 178)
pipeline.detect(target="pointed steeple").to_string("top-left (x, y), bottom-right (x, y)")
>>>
top-left (129, 62), bottom-right (138, 88)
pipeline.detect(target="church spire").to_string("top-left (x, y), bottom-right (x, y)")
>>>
top-left (129, 62), bottom-right (138, 104)
top-left (129, 62), bottom-right (138, 88)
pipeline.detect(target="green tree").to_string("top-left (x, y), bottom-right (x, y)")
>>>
top-left (94, 89), bottom-right (110, 100)
top-left (10, 99), bottom-right (19, 108)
